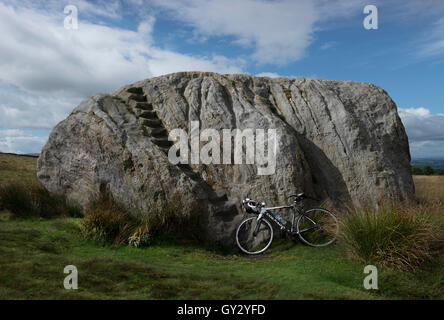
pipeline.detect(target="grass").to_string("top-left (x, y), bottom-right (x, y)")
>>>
top-left (0, 217), bottom-right (375, 299)
top-left (413, 175), bottom-right (444, 203)
top-left (0, 182), bottom-right (82, 219)
top-left (81, 192), bottom-right (138, 246)
top-left (81, 192), bottom-right (203, 246)
top-left (0, 153), bottom-right (38, 185)
top-left (0, 153), bottom-right (443, 299)
top-left (338, 201), bottom-right (444, 271)
top-left (337, 175), bottom-right (444, 272)
top-left (0, 153), bottom-right (81, 218)
top-left (1, 216), bottom-right (443, 299)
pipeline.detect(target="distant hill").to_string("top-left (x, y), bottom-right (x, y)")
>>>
top-left (411, 159), bottom-right (444, 170)
top-left (0, 152), bottom-right (39, 158)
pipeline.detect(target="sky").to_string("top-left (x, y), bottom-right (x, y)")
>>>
top-left (0, 0), bottom-right (443, 159)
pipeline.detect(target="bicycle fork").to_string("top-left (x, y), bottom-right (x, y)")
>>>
top-left (253, 212), bottom-right (265, 237)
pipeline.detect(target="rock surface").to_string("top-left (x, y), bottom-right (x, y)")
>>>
top-left (37, 72), bottom-right (414, 242)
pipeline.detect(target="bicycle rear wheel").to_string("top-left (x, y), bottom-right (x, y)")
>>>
top-left (236, 217), bottom-right (273, 255)
top-left (297, 208), bottom-right (338, 247)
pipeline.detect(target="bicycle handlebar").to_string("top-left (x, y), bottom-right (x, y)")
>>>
top-left (243, 193), bottom-right (319, 213)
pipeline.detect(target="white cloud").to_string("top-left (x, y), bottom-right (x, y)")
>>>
top-left (399, 107), bottom-right (444, 141)
top-left (149, 0), bottom-right (444, 65)
top-left (398, 107), bottom-right (444, 158)
top-left (0, 83), bottom-right (79, 129)
top-left (151, 0), bottom-right (319, 65)
top-left (417, 17), bottom-right (444, 58)
top-left (2, 1), bottom-right (443, 156)
top-left (320, 41), bottom-right (337, 50)
top-left (73, 0), bottom-right (121, 19)
top-left (148, 0), bottom-right (388, 64)
top-left (399, 107), bottom-right (431, 117)
top-left (0, 128), bottom-right (47, 154)
top-left (0, 2), bottom-right (244, 97)
top-left (408, 140), bottom-right (444, 160)
top-left (381, 0), bottom-right (444, 21)
top-left (2, 0), bottom-right (122, 20)
top-left (0, 3), bottom-right (151, 96)
top-left (0, 2), bottom-right (246, 154)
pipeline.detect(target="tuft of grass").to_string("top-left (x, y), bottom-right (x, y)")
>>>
top-left (0, 182), bottom-right (82, 219)
top-left (138, 194), bottom-right (203, 242)
top-left (338, 201), bottom-right (444, 271)
top-left (81, 192), bottom-right (137, 246)
top-left (81, 192), bottom-right (204, 247)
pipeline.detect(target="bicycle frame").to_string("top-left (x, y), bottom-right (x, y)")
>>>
top-left (254, 203), bottom-right (303, 235)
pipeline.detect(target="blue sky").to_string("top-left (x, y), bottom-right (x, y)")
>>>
top-left (0, 0), bottom-right (444, 158)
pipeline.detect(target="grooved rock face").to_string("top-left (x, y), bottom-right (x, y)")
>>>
top-left (37, 72), bottom-right (414, 243)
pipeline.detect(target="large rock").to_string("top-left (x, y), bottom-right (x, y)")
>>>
top-left (37, 72), bottom-right (414, 242)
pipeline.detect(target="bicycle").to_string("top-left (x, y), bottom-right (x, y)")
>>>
top-left (235, 193), bottom-right (338, 255)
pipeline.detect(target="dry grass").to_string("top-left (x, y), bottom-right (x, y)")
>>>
top-left (82, 192), bottom-right (203, 246)
top-left (0, 153), bottom-right (38, 185)
top-left (137, 194), bottom-right (202, 240)
top-left (0, 181), bottom-right (82, 219)
top-left (0, 153), bottom-right (37, 172)
top-left (339, 175), bottom-right (444, 271)
top-left (0, 154), bottom-right (82, 218)
top-left (81, 192), bottom-right (137, 245)
top-left (338, 201), bottom-right (444, 271)
top-left (413, 175), bottom-right (444, 203)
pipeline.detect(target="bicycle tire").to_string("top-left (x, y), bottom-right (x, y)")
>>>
top-left (297, 208), bottom-right (338, 247)
top-left (236, 217), bottom-right (274, 255)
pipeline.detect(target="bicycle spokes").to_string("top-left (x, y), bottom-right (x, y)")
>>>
top-left (297, 209), bottom-right (338, 247)
top-left (236, 218), bottom-right (273, 254)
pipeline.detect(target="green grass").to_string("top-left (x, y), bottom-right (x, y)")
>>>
top-left (0, 216), bottom-right (369, 299)
top-left (339, 201), bottom-right (444, 271)
top-left (0, 182), bottom-right (82, 219)
top-left (1, 215), bottom-right (443, 299)
top-left (81, 191), bottom-right (203, 247)
top-left (0, 153), bottom-right (38, 185)
top-left (1, 153), bottom-right (444, 300)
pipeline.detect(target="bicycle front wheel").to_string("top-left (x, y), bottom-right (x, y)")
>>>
top-left (297, 208), bottom-right (338, 247)
top-left (236, 217), bottom-right (273, 255)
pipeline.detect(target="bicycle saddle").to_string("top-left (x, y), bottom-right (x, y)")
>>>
top-left (288, 193), bottom-right (306, 201)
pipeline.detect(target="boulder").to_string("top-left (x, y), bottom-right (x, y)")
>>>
top-left (37, 72), bottom-right (414, 242)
